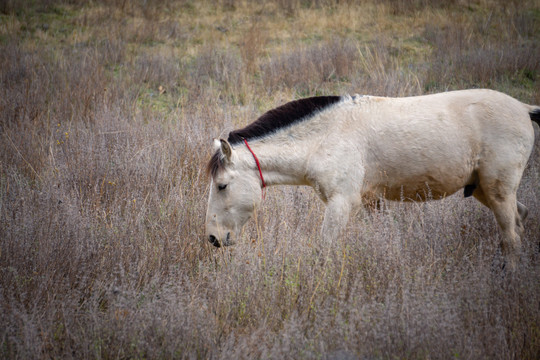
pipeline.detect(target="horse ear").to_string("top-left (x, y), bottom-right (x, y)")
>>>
top-left (219, 138), bottom-right (233, 162)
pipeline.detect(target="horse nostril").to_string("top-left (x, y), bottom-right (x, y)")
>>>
top-left (208, 235), bottom-right (221, 248)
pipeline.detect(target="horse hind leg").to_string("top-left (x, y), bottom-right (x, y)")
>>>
top-left (517, 201), bottom-right (528, 222)
top-left (483, 186), bottom-right (523, 270)
top-left (470, 174), bottom-right (524, 269)
top-left (472, 185), bottom-right (490, 208)
top-left (514, 201), bottom-right (528, 244)
top-left (474, 186), bottom-right (527, 234)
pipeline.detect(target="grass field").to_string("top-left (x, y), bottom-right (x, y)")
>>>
top-left (1, 0), bottom-right (539, 358)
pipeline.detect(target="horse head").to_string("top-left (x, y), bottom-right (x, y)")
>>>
top-left (205, 139), bottom-right (262, 247)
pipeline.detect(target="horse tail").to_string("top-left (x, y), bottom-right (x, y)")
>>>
top-left (529, 106), bottom-right (540, 126)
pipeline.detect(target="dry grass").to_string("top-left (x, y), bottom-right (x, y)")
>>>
top-left (1, 0), bottom-right (539, 359)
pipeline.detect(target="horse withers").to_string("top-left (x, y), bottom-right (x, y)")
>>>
top-left (206, 89), bottom-right (540, 269)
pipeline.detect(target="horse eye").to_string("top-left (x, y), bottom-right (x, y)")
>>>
top-left (218, 184), bottom-right (227, 191)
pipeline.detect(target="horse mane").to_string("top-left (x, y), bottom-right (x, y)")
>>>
top-left (228, 96), bottom-right (342, 145)
top-left (207, 95), bottom-right (342, 177)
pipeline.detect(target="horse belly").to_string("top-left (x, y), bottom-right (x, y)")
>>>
top-left (364, 140), bottom-right (475, 202)
top-left (376, 172), bottom-right (469, 201)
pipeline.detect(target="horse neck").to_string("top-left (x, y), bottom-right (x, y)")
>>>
top-left (238, 139), bottom-right (310, 186)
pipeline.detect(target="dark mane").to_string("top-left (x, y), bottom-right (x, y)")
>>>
top-left (227, 96), bottom-right (342, 145)
top-left (207, 96), bottom-right (342, 178)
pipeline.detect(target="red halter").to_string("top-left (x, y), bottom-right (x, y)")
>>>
top-left (243, 138), bottom-right (266, 198)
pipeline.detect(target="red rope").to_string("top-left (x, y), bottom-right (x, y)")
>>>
top-left (243, 138), bottom-right (266, 198)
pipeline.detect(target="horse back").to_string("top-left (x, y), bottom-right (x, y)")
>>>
top-left (323, 89), bottom-right (536, 201)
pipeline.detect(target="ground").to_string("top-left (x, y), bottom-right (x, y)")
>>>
top-left (1, 0), bottom-right (539, 358)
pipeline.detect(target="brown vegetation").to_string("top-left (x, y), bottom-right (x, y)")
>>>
top-left (1, 0), bottom-right (539, 358)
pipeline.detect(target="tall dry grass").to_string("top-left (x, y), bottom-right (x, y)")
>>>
top-left (1, 0), bottom-right (539, 358)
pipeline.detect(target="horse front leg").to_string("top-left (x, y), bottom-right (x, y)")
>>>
top-left (321, 195), bottom-right (352, 241)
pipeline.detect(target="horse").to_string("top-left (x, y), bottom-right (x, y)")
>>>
top-left (206, 89), bottom-right (539, 269)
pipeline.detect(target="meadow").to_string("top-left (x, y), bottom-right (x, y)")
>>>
top-left (1, 0), bottom-right (539, 358)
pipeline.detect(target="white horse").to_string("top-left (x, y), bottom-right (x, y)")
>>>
top-left (206, 89), bottom-right (539, 268)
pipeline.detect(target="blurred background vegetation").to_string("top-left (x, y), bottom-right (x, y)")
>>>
top-left (1, 0), bottom-right (539, 358)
